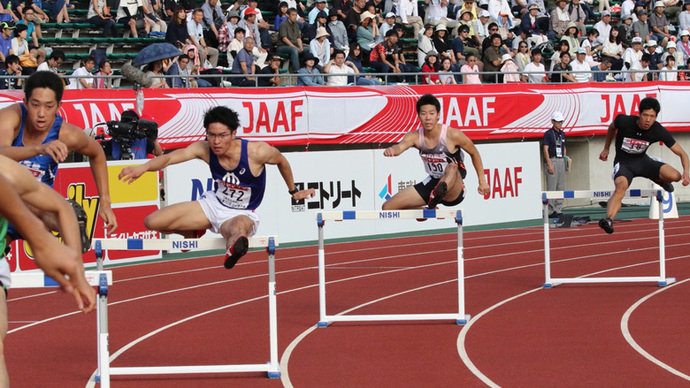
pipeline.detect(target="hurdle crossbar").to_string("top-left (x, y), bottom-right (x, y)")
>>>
top-left (10, 270), bottom-right (112, 288)
top-left (315, 209), bottom-right (469, 327)
top-left (93, 237), bottom-right (280, 388)
top-left (542, 190), bottom-right (675, 288)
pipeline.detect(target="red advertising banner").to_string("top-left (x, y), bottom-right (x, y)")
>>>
top-left (1, 83), bottom-right (687, 150)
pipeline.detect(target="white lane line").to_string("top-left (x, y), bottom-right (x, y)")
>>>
top-left (457, 255), bottom-right (690, 386)
top-left (621, 278), bottom-right (690, 381)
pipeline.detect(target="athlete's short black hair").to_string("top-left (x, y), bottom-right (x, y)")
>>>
top-left (416, 94), bottom-right (440, 114)
top-left (24, 71), bottom-right (64, 103)
top-left (204, 106), bottom-right (240, 132)
top-left (639, 97), bottom-right (661, 115)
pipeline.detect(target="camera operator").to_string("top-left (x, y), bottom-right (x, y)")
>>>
top-left (100, 110), bottom-right (163, 160)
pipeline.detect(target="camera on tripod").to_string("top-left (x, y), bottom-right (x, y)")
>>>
top-left (97, 110), bottom-right (160, 160)
top-left (105, 110), bottom-right (158, 144)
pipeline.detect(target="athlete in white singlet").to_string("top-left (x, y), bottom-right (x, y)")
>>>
top-left (382, 94), bottom-right (490, 210)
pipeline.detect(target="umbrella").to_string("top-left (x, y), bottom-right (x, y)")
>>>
top-left (133, 42), bottom-right (183, 67)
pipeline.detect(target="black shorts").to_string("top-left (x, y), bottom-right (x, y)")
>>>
top-left (613, 155), bottom-right (665, 186)
top-left (413, 163), bottom-right (467, 206)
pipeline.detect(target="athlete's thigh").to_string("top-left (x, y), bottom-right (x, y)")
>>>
top-left (382, 185), bottom-right (427, 210)
top-left (219, 214), bottom-right (256, 239)
top-left (145, 201), bottom-right (211, 232)
top-left (445, 166), bottom-right (465, 200)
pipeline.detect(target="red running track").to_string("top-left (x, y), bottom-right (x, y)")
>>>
top-left (5, 217), bottom-right (690, 387)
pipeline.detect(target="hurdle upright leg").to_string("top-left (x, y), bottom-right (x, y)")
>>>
top-left (266, 238), bottom-right (280, 378)
top-left (542, 193), bottom-right (553, 289)
top-left (94, 241), bottom-right (110, 388)
top-left (317, 214), bottom-right (328, 327)
top-left (455, 210), bottom-right (469, 325)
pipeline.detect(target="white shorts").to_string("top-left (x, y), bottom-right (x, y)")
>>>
top-left (0, 257), bottom-right (11, 289)
top-left (198, 191), bottom-right (260, 236)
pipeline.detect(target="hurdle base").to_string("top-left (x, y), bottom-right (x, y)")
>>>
top-left (455, 314), bottom-right (471, 325)
top-left (544, 276), bottom-right (672, 288)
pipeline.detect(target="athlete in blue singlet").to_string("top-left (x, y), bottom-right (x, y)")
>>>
top-left (118, 106), bottom-right (315, 269)
top-left (0, 71), bottom-right (118, 251)
top-left (382, 93), bottom-right (491, 210)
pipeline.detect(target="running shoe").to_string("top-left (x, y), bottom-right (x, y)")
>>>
top-left (224, 236), bottom-right (249, 269)
top-left (598, 217), bottom-right (614, 234)
top-left (427, 181), bottom-right (448, 209)
top-left (660, 181), bottom-right (674, 193)
top-left (68, 199), bottom-right (91, 253)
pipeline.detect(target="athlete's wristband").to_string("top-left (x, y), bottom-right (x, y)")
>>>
top-left (288, 188), bottom-right (299, 196)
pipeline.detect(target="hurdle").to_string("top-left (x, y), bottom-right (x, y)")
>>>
top-left (315, 209), bottom-right (470, 327)
top-left (92, 237), bottom-right (280, 388)
top-left (542, 189), bottom-right (675, 288)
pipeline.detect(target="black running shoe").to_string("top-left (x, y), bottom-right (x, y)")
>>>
top-left (224, 236), bottom-right (248, 269)
top-left (598, 217), bottom-right (614, 234)
top-left (660, 181), bottom-right (674, 193)
top-left (68, 199), bottom-right (91, 253)
top-left (427, 181), bottom-right (448, 209)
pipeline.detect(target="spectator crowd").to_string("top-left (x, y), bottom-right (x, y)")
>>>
top-left (0, 0), bottom-right (689, 87)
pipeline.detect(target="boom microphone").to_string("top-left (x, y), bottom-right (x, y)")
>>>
top-left (121, 64), bottom-right (152, 88)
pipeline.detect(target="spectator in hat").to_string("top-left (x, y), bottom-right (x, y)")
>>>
top-left (500, 53), bottom-right (521, 82)
top-left (380, 11), bottom-right (396, 36)
top-left (297, 52), bottom-right (325, 85)
top-left (679, 0), bottom-right (690, 35)
top-left (398, 0), bottom-right (424, 36)
top-left (329, 8), bottom-right (350, 57)
top-left (309, 0), bottom-right (329, 24)
top-left (242, 0), bottom-right (271, 50)
top-left (549, 0), bottom-right (570, 39)
top-left (238, 7), bottom-right (268, 66)
top-left (570, 46), bottom-right (592, 81)
top-left (258, 55), bottom-right (283, 86)
top-left (230, 35), bottom-right (256, 86)
top-left (622, 36), bottom-right (644, 80)
top-left (618, 14), bottom-right (635, 46)
top-left (561, 21), bottom-right (580, 56)
top-left (520, 4), bottom-right (548, 45)
top-left (310, 26), bottom-right (332, 65)
top-left (307, 10), bottom-right (330, 41)
top-left (67, 55), bottom-right (95, 89)
top-left (678, 29), bottom-right (690, 63)
top-left (522, 47), bottom-right (546, 82)
top-left (475, 10), bottom-right (492, 44)
top-left (621, 0), bottom-right (637, 21)
top-left (357, 11), bottom-right (380, 56)
top-left (543, 111), bottom-right (568, 218)
top-left (277, 8), bottom-right (303, 72)
top-left (421, 50), bottom-right (440, 83)
top-left (417, 24), bottom-right (436, 66)
top-left (662, 40), bottom-right (684, 67)
top-left (645, 40), bottom-right (663, 73)
top-left (594, 10), bottom-right (612, 44)
top-left (324, 49), bottom-right (359, 85)
top-left (0, 22), bottom-right (14, 65)
top-left (633, 9), bottom-right (652, 43)
top-left (650, 1), bottom-right (671, 47)
top-left (432, 24), bottom-right (454, 62)
top-left (0, 54), bottom-right (21, 89)
top-left (591, 56), bottom-right (613, 81)
top-left (217, 11), bottom-right (241, 54)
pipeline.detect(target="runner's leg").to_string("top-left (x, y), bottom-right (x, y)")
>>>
top-left (144, 201), bottom-right (212, 235)
top-left (219, 215), bottom-right (254, 269)
top-left (382, 185), bottom-right (427, 210)
top-left (606, 176), bottom-right (629, 220)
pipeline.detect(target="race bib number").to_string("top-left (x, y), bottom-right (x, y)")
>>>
top-left (421, 153), bottom-right (448, 179)
top-left (19, 161), bottom-right (46, 182)
top-left (621, 137), bottom-right (650, 154)
top-left (215, 180), bottom-right (251, 209)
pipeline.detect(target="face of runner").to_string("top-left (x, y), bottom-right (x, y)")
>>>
top-left (418, 103), bottom-right (439, 131)
top-left (206, 122), bottom-right (237, 155)
top-left (637, 108), bottom-right (657, 130)
top-left (23, 87), bottom-right (60, 132)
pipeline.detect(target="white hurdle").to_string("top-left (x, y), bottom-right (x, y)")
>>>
top-left (542, 189), bottom-right (675, 288)
top-left (315, 209), bottom-right (470, 327)
top-left (92, 237), bottom-right (280, 388)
